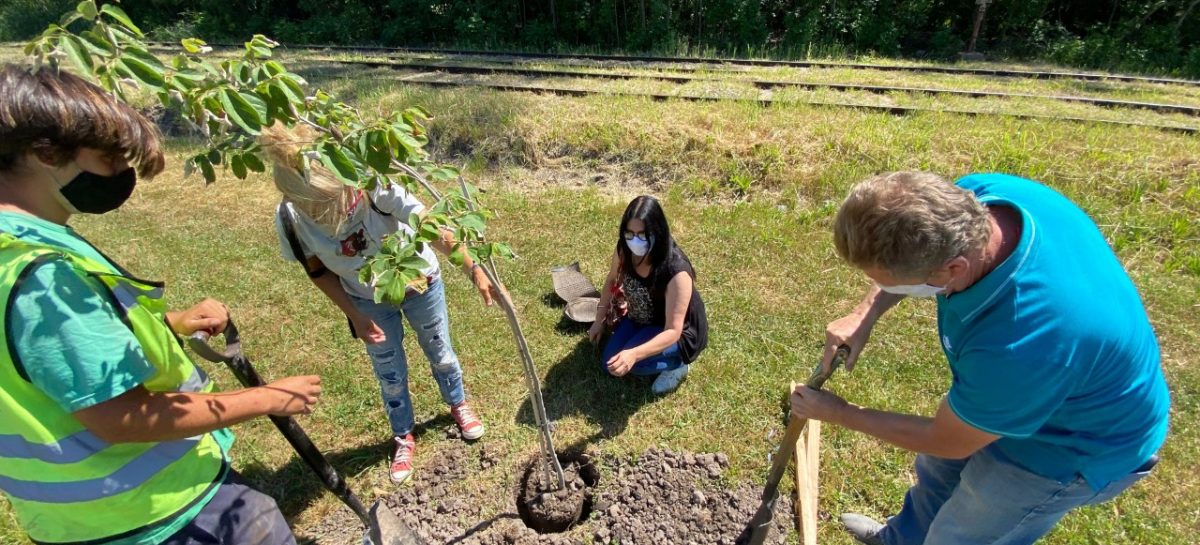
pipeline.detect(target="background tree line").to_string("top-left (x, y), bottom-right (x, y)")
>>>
top-left (4, 0), bottom-right (1199, 77)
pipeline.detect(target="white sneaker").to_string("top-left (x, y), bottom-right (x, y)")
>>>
top-left (652, 364), bottom-right (689, 394)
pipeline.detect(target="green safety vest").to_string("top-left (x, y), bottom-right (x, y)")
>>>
top-left (0, 232), bottom-right (231, 544)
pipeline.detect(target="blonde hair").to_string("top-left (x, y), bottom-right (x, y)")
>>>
top-left (833, 171), bottom-right (991, 277)
top-left (258, 122), bottom-right (353, 232)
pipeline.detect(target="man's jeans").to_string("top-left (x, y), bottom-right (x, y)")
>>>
top-left (349, 279), bottom-right (466, 437)
top-left (880, 444), bottom-right (1154, 545)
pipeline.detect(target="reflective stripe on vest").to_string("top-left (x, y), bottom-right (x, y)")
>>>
top-left (0, 437), bottom-right (200, 502)
top-left (0, 232), bottom-right (230, 544)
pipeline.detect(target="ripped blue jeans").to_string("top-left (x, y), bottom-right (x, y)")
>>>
top-left (348, 279), bottom-right (465, 437)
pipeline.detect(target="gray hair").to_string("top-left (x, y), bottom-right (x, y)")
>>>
top-left (833, 171), bottom-right (991, 278)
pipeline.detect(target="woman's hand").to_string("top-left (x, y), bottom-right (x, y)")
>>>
top-left (350, 313), bottom-right (387, 344)
top-left (166, 298), bottom-right (229, 337)
top-left (470, 265), bottom-right (501, 307)
top-left (587, 320), bottom-right (606, 344)
top-left (606, 349), bottom-right (639, 377)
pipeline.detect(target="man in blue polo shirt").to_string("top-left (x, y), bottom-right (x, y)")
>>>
top-left (790, 171), bottom-right (1169, 545)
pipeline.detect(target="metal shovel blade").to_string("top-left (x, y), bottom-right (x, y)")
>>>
top-left (368, 500), bottom-right (425, 545)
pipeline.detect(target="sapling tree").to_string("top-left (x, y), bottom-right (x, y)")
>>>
top-left (25, 0), bottom-right (565, 489)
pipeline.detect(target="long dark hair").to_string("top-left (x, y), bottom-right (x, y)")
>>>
top-left (617, 195), bottom-right (672, 277)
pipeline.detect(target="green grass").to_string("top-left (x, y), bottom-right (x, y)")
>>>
top-left (0, 50), bottom-right (1198, 544)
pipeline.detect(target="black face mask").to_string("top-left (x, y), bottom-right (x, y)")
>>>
top-left (57, 167), bottom-right (137, 214)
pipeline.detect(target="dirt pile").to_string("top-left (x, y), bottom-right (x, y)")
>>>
top-left (517, 455), bottom-right (597, 534)
top-left (588, 448), bottom-right (793, 545)
top-left (300, 445), bottom-right (796, 544)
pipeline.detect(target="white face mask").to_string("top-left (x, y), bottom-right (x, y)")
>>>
top-left (626, 236), bottom-right (652, 257)
top-left (876, 282), bottom-right (946, 298)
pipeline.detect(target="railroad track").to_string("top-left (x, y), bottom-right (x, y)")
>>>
top-left (150, 41), bottom-right (1200, 87)
top-left (342, 59), bottom-right (1200, 116)
top-left (354, 76), bottom-right (1199, 134)
top-left (143, 42), bottom-right (1200, 133)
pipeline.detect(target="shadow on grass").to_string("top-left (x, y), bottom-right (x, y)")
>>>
top-left (517, 336), bottom-right (658, 446)
top-left (238, 413), bottom-right (455, 520)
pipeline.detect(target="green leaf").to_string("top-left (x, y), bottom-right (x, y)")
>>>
top-left (100, 3), bottom-right (143, 37)
top-left (181, 38), bottom-right (207, 54)
top-left (370, 258), bottom-right (390, 275)
top-left (279, 76), bottom-right (306, 103)
top-left (448, 246), bottom-right (466, 267)
top-left (79, 29), bottom-right (115, 55)
top-left (374, 269), bottom-right (396, 289)
top-left (457, 211), bottom-right (487, 235)
top-left (384, 278), bottom-right (407, 304)
top-left (263, 61), bottom-right (286, 77)
top-left (237, 62), bottom-right (253, 84)
top-left (364, 130), bottom-right (393, 173)
top-left (219, 88), bottom-right (263, 134)
top-left (271, 79), bottom-right (302, 106)
top-left (230, 154), bottom-right (247, 179)
top-left (403, 106), bottom-right (430, 122)
top-left (118, 56), bottom-right (165, 91)
top-left (197, 157), bottom-right (216, 184)
top-left (399, 255), bottom-right (430, 270)
top-left (493, 243), bottom-right (516, 259)
top-left (60, 36), bottom-right (93, 73)
top-left (171, 69), bottom-right (207, 85)
top-left (242, 153), bottom-right (265, 173)
top-left (60, 11), bottom-right (84, 28)
top-left (418, 222), bottom-right (441, 242)
top-left (76, 1), bottom-right (98, 20)
top-left (247, 44), bottom-right (272, 59)
top-left (318, 143), bottom-right (359, 185)
top-left (124, 45), bottom-right (165, 71)
top-left (240, 91), bottom-right (269, 122)
top-left (264, 83), bottom-right (291, 120)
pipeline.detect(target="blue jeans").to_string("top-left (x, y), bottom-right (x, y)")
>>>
top-left (601, 319), bottom-right (684, 376)
top-left (349, 279), bottom-right (466, 436)
top-left (880, 444), bottom-right (1154, 545)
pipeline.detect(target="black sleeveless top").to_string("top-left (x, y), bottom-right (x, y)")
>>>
top-left (622, 244), bottom-right (708, 364)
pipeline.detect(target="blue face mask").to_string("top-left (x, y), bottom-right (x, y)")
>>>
top-left (626, 235), bottom-right (653, 257)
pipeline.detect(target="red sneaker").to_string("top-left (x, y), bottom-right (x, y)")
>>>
top-left (390, 434), bottom-right (415, 484)
top-left (451, 402), bottom-right (485, 440)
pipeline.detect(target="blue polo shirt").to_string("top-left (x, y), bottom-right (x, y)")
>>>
top-left (938, 174), bottom-right (1169, 491)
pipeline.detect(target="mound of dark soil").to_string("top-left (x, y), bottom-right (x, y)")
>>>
top-left (517, 455), bottom-right (596, 534)
top-left (300, 446), bottom-right (795, 545)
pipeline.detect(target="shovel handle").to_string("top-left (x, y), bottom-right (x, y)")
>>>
top-left (187, 319), bottom-right (373, 530)
top-left (805, 345), bottom-right (849, 390)
top-left (743, 345), bottom-right (848, 545)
